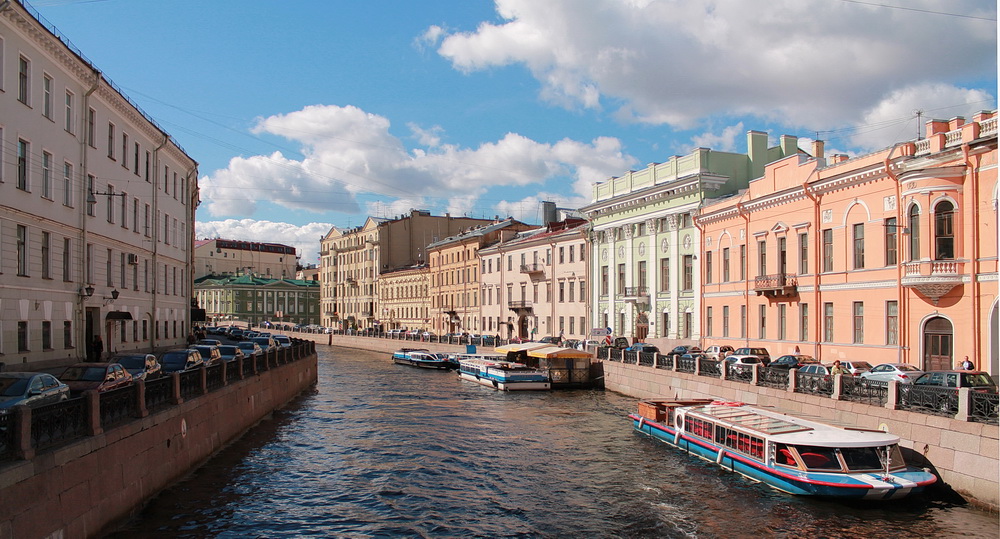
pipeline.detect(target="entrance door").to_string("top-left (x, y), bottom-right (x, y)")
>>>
top-left (923, 317), bottom-right (953, 371)
top-left (517, 316), bottom-right (528, 339)
top-left (635, 312), bottom-right (649, 342)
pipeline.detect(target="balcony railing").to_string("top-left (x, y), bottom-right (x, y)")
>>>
top-left (508, 300), bottom-right (532, 310)
top-left (753, 273), bottom-right (798, 298)
top-left (901, 260), bottom-right (964, 302)
top-left (520, 263), bottom-right (544, 274)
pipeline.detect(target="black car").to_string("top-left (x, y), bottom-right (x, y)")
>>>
top-left (670, 345), bottom-right (702, 358)
top-left (768, 354), bottom-right (819, 370)
top-left (112, 353), bottom-right (162, 381)
top-left (159, 349), bottom-right (204, 373)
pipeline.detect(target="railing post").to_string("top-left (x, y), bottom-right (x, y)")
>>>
top-left (720, 361), bottom-right (729, 381)
top-left (787, 368), bottom-right (798, 393)
top-left (135, 379), bottom-right (149, 418)
top-left (14, 405), bottom-right (34, 460)
top-left (237, 355), bottom-right (245, 379)
top-left (956, 387), bottom-right (971, 421)
top-left (200, 364), bottom-right (209, 395)
top-left (171, 372), bottom-right (183, 405)
top-left (885, 381), bottom-right (899, 410)
top-left (220, 360), bottom-right (229, 385)
top-left (695, 357), bottom-right (702, 376)
top-left (751, 364), bottom-right (760, 386)
top-left (84, 390), bottom-right (103, 436)
top-left (831, 374), bottom-right (843, 400)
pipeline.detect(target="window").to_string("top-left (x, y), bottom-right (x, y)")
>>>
top-left (559, 247), bottom-right (565, 263)
top-left (107, 123), bottom-right (115, 159)
top-left (886, 301), bottom-right (898, 345)
top-left (778, 236), bottom-right (787, 275)
top-left (660, 258), bottom-right (670, 291)
top-left (740, 305), bottom-right (746, 338)
top-left (757, 240), bottom-right (767, 277)
top-left (637, 260), bottom-right (647, 290)
top-left (617, 264), bottom-right (625, 294)
top-left (86, 107), bottom-right (95, 144)
top-left (705, 251), bottom-right (713, 284)
top-left (758, 304), bottom-right (766, 339)
top-left (822, 229), bottom-right (833, 272)
top-left (42, 321), bottom-right (52, 350)
top-left (798, 232), bottom-right (808, 275)
top-left (17, 139), bottom-right (29, 190)
top-left (884, 218), bottom-right (898, 266)
top-left (64, 321), bottom-right (73, 349)
top-left (42, 74), bottom-right (52, 119)
top-left (823, 303), bottom-right (834, 342)
top-left (17, 55), bottom-right (29, 105)
top-left (908, 206), bottom-right (920, 261)
top-left (662, 312), bottom-right (670, 336)
top-left (133, 142), bottom-right (140, 175)
top-left (559, 282), bottom-right (565, 303)
top-left (739, 245), bottom-right (746, 280)
top-left (778, 304), bottom-right (787, 340)
top-left (106, 248), bottom-right (113, 286)
top-left (682, 255), bottom-right (693, 291)
top-left (722, 248), bottom-right (730, 282)
top-left (852, 223), bottom-right (865, 269)
top-left (934, 201), bottom-right (954, 260)
top-left (853, 302), bottom-right (864, 344)
top-left (722, 306), bottom-right (730, 337)
top-left (41, 151), bottom-right (51, 198)
top-left (683, 312), bottom-right (692, 339)
top-left (799, 303), bottom-right (808, 342)
top-left (41, 232), bottom-right (50, 279)
top-left (121, 133), bottom-right (129, 169)
top-left (106, 186), bottom-right (115, 223)
top-left (17, 321), bottom-right (28, 353)
top-left (62, 237), bottom-right (71, 281)
top-left (17, 224), bottom-right (28, 276)
top-left (580, 281), bottom-right (585, 302)
top-left (706, 307), bottom-right (713, 337)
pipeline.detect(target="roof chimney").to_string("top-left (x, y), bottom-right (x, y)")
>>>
top-left (811, 140), bottom-right (824, 159)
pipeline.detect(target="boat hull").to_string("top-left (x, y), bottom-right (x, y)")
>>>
top-left (459, 371), bottom-right (551, 391)
top-left (630, 414), bottom-right (935, 499)
top-left (391, 350), bottom-right (456, 370)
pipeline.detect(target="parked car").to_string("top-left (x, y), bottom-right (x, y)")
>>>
top-left (861, 363), bottom-right (924, 384)
top-left (732, 347), bottom-right (771, 365)
top-left (229, 328), bottom-right (245, 340)
top-left (626, 343), bottom-right (660, 354)
top-left (197, 339), bottom-right (223, 347)
top-left (724, 355), bottom-right (762, 367)
top-left (217, 345), bottom-right (245, 362)
top-left (159, 349), bottom-right (205, 373)
top-left (703, 345), bottom-right (734, 360)
top-left (538, 336), bottom-right (560, 344)
top-left (251, 336), bottom-right (278, 354)
top-left (112, 353), bottom-right (162, 381)
top-left (563, 339), bottom-right (581, 350)
top-left (582, 339), bottom-right (604, 350)
top-left (797, 364), bottom-right (834, 392)
top-left (191, 344), bottom-right (223, 366)
top-left (0, 372), bottom-right (70, 410)
top-left (669, 345), bottom-right (702, 359)
top-left (236, 341), bottom-right (264, 359)
top-left (273, 335), bottom-right (292, 349)
top-left (913, 371), bottom-right (998, 392)
top-left (602, 337), bottom-right (631, 350)
top-left (769, 354), bottom-right (819, 370)
top-left (59, 363), bottom-right (133, 395)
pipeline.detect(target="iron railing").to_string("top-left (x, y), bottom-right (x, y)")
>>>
top-left (726, 363), bottom-right (753, 383)
top-left (795, 371), bottom-right (833, 396)
top-left (699, 359), bottom-right (721, 378)
top-left (758, 367), bottom-right (789, 389)
top-left (970, 392), bottom-right (999, 424)
top-left (31, 398), bottom-right (87, 452)
top-left (99, 385), bottom-right (138, 428)
top-left (841, 377), bottom-right (888, 406)
top-left (144, 376), bottom-right (173, 413)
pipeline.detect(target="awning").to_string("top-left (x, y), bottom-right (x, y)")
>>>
top-left (526, 346), bottom-right (592, 359)
top-left (493, 342), bottom-right (548, 354)
top-left (106, 311), bottom-right (133, 321)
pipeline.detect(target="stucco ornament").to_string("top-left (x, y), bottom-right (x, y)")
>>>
top-left (661, 238), bottom-right (669, 253)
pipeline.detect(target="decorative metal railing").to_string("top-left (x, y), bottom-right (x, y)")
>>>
top-left (698, 359), bottom-right (720, 378)
top-left (757, 367), bottom-right (788, 389)
top-left (655, 354), bottom-right (673, 370)
top-left (0, 411), bottom-right (15, 460)
top-left (726, 363), bottom-right (753, 383)
top-left (638, 352), bottom-right (656, 367)
top-left (622, 351), bottom-right (638, 364)
top-left (899, 385), bottom-right (958, 415)
top-left (31, 398), bottom-right (87, 452)
top-left (225, 360), bottom-right (241, 384)
top-left (145, 376), bottom-right (173, 413)
top-left (841, 377), bottom-right (888, 406)
top-left (795, 371), bottom-right (833, 396)
top-left (179, 369), bottom-right (202, 400)
top-left (676, 356), bottom-right (696, 373)
top-left (99, 385), bottom-right (138, 428)
top-left (206, 364), bottom-right (225, 391)
top-left (970, 392), bottom-right (999, 424)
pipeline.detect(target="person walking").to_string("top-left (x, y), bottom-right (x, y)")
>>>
top-left (91, 335), bottom-right (104, 362)
top-left (961, 356), bottom-right (975, 370)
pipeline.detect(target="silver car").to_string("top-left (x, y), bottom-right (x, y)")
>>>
top-left (0, 373), bottom-right (70, 410)
top-left (861, 363), bottom-right (924, 384)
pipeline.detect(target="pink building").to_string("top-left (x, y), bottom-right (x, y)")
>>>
top-left (697, 112), bottom-right (997, 375)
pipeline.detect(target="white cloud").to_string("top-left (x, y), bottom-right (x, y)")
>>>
top-left (690, 123), bottom-right (745, 153)
top-left (434, 0), bottom-right (996, 136)
top-left (195, 219), bottom-right (333, 266)
top-left (200, 104), bottom-right (634, 220)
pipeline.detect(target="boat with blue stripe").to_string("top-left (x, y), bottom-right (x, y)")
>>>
top-left (631, 400), bottom-right (937, 499)
top-left (455, 354), bottom-right (551, 391)
top-left (391, 348), bottom-right (457, 370)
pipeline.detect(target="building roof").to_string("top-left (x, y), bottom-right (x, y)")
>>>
top-left (425, 218), bottom-right (523, 250)
top-left (194, 274), bottom-right (318, 287)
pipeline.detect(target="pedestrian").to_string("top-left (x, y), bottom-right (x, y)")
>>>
top-left (92, 335), bottom-right (104, 362)
top-left (961, 356), bottom-right (975, 370)
top-left (187, 333), bottom-right (196, 346)
top-left (830, 360), bottom-right (847, 376)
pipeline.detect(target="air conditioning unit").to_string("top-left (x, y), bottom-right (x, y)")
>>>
top-left (127, 253), bottom-right (139, 265)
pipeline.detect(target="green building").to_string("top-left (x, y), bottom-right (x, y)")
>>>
top-left (194, 274), bottom-right (320, 328)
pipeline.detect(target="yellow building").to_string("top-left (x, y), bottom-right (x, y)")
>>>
top-left (378, 264), bottom-right (430, 332)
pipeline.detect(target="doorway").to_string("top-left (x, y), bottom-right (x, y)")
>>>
top-left (923, 317), bottom-right (953, 371)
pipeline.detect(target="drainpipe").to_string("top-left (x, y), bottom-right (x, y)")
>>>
top-left (736, 200), bottom-right (750, 347)
top-left (150, 134), bottom-right (169, 351)
top-left (962, 143), bottom-right (981, 368)
top-left (884, 144), bottom-right (905, 364)
top-left (185, 164), bottom-right (199, 340)
top-left (77, 69), bottom-right (101, 359)
top-left (802, 179), bottom-right (821, 360)
top-left (693, 200), bottom-right (706, 349)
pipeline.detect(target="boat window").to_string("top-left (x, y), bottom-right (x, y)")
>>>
top-left (841, 445), bottom-right (906, 471)
top-left (715, 425), bottom-right (764, 459)
top-left (792, 446), bottom-right (841, 471)
top-left (684, 416), bottom-right (714, 441)
top-left (773, 443), bottom-right (797, 467)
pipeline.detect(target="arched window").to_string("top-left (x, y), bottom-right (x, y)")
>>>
top-left (908, 205), bottom-right (921, 261)
top-left (934, 201), bottom-right (955, 260)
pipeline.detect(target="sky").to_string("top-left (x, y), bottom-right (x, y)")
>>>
top-left (29, 0), bottom-right (997, 265)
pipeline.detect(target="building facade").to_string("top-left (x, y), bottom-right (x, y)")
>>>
top-left (427, 219), bottom-right (532, 336)
top-left (193, 274), bottom-right (320, 328)
top-left (0, 2), bottom-right (198, 366)
top-left (318, 210), bottom-right (494, 331)
top-left (698, 112), bottom-right (998, 374)
top-left (194, 239), bottom-right (297, 280)
top-left (479, 218), bottom-right (589, 341)
top-left (581, 131), bottom-right (801, 349)
top-left (377, 264), bottom-right (430, 332)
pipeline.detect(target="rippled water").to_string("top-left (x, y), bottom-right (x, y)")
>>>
top-left (109, 347), bottom-right (997, 538)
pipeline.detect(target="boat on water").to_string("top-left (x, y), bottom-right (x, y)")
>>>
top-left (455, 354), bottom-right (551, 390)
top-left (630, 400), bottom-right (937, 499)
top-left (391, 348), bottom-right (456, 370)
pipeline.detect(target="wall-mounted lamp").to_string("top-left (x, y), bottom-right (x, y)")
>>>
top-left (87, 189), bottom-right (126, 206)
top-left (80, 286), bottom-right (95, 298)
top-left (103, 288), bottom-right (120, 306)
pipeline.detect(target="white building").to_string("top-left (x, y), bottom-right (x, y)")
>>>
top-left (0, 1), bottom-right (198, 367)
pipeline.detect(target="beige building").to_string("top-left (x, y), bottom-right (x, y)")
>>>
top-left (319, 210), bottom-right (494, 330)
top-left (194, 239), bottom-right (297, 279)
top-left (377, 264), bottom-right (430, 332)
top-left (0, 2), bottom-right (198, 366)
top-left (428, 219), bottom-right (532, 335)
top-left (480, 218), bottom-right (590, 341)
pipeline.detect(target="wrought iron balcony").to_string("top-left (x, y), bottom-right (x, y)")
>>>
top-left (520, 263), bottom-right (544, 274)
top-left (622, 286), bottom-right (649, 303)
top-left (508, 300), bottom-right (532, 311)
top-left (753, 273), bottom-right (798, 298)
top-left (901, 260), bottom-right (964, 302)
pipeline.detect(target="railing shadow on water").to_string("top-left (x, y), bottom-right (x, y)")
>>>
top-left (0, 339), bottom-right (317, 463)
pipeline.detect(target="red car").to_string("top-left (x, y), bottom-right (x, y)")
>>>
top-left (59, 362), bottom-right (133, 395)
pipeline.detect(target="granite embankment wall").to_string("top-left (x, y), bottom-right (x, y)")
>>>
top-left (604, 360), bottom-right (999, 511)
top-left (0, 349), bottom-right (317, 538)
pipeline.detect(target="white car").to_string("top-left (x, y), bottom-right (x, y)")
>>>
top-left (703, 345), bottom-right (735, 360)
top-left (861, 363), bottom-right (924, 384)
top-left (273, 335), bottom-right (292, 348)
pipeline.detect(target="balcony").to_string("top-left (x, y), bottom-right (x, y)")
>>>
top-left (520, 263), bottom-right (544, 274)
top-left (901, 260), bottom-right (965, 303)
top-left (622, 286), bottom-right (649, 304)
top-left (508, 300), bottom-right (533, 313)
top-left (754, 273), bottom-right (798, 298)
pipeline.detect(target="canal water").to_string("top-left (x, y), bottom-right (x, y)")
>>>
top-left (109, 346), bottom-right (997, 538)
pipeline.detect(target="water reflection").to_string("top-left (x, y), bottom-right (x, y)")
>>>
top-left (108, 347), bottom-right (997, 538)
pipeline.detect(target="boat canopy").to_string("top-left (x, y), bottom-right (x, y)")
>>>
top-left (494, 343), bottom-right (549, 354)
top-left (525, 346), bottom-right (593, 359)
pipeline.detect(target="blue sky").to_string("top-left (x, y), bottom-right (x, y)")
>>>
top-left (30, 0), bottom-right (997, 264)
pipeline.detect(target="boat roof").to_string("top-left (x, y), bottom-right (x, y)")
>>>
top-left (684, 404), bottom-right (899, 447)
top-left (493, 343), bottom-right (549, 353)
top-left (526, 346), bottom-right (592, 358)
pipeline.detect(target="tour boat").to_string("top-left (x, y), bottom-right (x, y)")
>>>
top-left (455, 355), bottom-right (551, 391)
top-left (391, 348), bottom-right (456, 370)
top-left (630, 400), bottom-right (937, 499)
